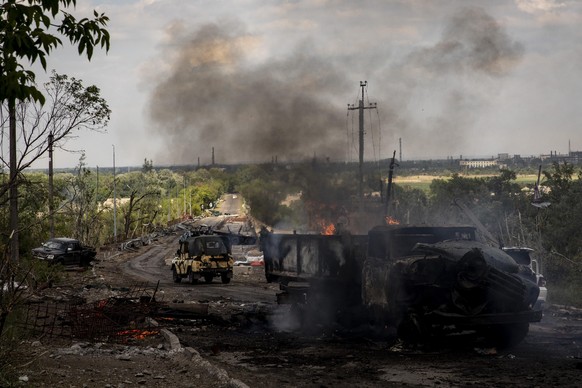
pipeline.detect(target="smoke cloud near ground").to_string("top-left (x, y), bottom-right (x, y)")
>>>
top-left (146, 7), bottom-right (523, 165)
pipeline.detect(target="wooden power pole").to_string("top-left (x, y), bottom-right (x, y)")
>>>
top-left (48, 132), bottom-right (54, 238)
top-left (348, 81), bottom-right (377, 198)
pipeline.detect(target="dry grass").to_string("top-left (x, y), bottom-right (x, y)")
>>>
top-left (393, 174), bottom-right (539, 192)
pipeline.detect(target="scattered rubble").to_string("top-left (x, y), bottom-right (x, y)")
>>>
top-left (7, 228), bottom-right (582, 387)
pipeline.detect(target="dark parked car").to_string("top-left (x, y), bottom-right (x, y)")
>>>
top-left (32, 237), bottom-right (96, 266)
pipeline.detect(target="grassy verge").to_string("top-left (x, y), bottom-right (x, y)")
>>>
top-left (393, 173), bottom-right (539, 193)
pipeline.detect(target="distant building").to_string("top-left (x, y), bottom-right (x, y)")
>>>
top-left (568, 151), bottom-right (582, 164)
top-left (459, 160), bottom-right (498, 169)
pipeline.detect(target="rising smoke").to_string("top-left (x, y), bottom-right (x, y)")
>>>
top-left (146, 21), bottom-right (350, 165)
top-left (382, 7), bottom-right (524, 157)
top-left (146, 7), bottom-right (523, 165)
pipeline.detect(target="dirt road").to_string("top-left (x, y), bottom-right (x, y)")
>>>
top-left (116, 233), bottom-right (582, 387)
top-left (11, 230), bottom-right (582, 387)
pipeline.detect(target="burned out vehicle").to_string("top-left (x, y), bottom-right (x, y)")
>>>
top-left (171, 235), bottom-right (234, 284)
top-left (262, 225), bottom-right (542, 347)
top-left (262, 231), bottom-right (368, 332)
top-left (31, 237), bottom-right (96, 266)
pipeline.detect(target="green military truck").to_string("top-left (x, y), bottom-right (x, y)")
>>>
top-left (171, 235), bottom-right (234, 284)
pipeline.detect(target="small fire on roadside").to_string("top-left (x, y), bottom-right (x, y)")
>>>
top-left (385, 216), bottom-right (400, 225)
top-left (116, 329), bottom-right (159, 340)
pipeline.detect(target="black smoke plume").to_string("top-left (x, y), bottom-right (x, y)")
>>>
top-left (146, 21), bottom-right (350, 165)
top-left (146, 7), bottom-right (523, 165)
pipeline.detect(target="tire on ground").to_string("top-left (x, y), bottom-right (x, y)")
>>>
top-left (188, 270), bottom-right (198, 284)
top-left (172, 267), bottom-right (182, 283)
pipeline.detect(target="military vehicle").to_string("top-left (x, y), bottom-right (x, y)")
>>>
top-left (262, 225), bottom-right (542, 347)
top-left (171, 235), bottom-right (234, 284)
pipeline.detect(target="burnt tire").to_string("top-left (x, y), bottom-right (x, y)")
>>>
top-left (221, 274), bottom-right (231, 284)
top-left (172, 267), bottom-right (181, 283)
top-left (188, 271), bottom-right (198, 284)
top-left (204, 274), bottom-right (213, 284)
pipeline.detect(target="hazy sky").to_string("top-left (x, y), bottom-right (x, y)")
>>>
top-left (26, 0), bottom-right (582, 168)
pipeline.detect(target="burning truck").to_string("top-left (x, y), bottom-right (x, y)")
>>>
top-left (262, 224), bottom-right (542, 347)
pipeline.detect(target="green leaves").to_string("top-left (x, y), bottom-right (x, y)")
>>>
top-left (58, 11), bottom-right (110, 60)
top-left (0, 0), bottom-right (110, 104)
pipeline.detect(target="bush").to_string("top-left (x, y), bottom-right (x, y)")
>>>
top-left (545, 268), bottom-right (582, 308)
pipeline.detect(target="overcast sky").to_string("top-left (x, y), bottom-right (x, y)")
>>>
top-left (27, 0), bottom-right (582, 169)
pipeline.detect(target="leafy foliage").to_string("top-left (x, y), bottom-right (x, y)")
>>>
top-left (0, 0), bottom-right (110, 104)
top-left (4, 161), bottom-right (582, 310)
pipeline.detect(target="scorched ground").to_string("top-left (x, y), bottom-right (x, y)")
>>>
top-left (10, 233), bottom-right (582, 387)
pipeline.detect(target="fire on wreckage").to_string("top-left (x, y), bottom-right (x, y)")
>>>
top-left (262, 224), bottom-right (542, 347)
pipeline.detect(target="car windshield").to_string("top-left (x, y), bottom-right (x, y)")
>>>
top-left (43, 240), bottom-right (66, 250)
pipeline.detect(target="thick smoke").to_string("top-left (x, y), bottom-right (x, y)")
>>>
top-left (146, 7), bottom-right (524, 165)
top-left (146, 21), bottom-right (350, 165)
top-left (409, 7), bottom-right (524, 77)
top-left (380, 6), bottom-right (524, 158)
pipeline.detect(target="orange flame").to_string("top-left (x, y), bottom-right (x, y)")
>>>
top-left (322, 223), bottom-right (336, 235)
top-left (116, 329), bottom-right (160, 340)
top-left (385, 216), bottom-right (400, 225)
top-left (96, 300), bottom-right (108, 309)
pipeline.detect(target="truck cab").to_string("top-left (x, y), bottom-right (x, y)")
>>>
top-left (502, 247), bottom-right (548, 310)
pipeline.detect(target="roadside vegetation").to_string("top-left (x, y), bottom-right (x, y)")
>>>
top-left (2, 157), bottom-right (582, 383)
top-left (2, 160), bottom-right (582, 304)
top-left (0, 1), bottom-right (580, 373)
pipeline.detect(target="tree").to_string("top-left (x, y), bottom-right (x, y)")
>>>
top-left (427, 171), bottom-right (526, 241)
top-left (0, 1), bottom-right (110, 262)
top-left (117, 172), bottom-right (161, 239)
top-left (535, 163), bottom-right (582, 258)
top-left (1, 72), bottom-right (110, 234)
top-left (61, 155), bottom-right (109, 246)
top-left (142, 158), bottom-right (153, 173)
top-left (542, 162), bottom-right (575, 202)
top-left (0, 72), bottom-right (110, 171)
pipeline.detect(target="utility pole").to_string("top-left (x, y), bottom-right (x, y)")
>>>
top-left (113, 145), bottom-right (117, 243)
top-left (212, 147), bottom-right (215, 166)
top-left (384, 150), bottom-right (398, 217)
top-left (348, 81), bottom-right (377, 199)
top-left (48, 132), bottom-right (54, 238)
top-left (399, 138), bottom-right (402, 162)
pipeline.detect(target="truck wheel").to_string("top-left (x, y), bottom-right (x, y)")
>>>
top-left (204, 274), bottom-right (213, 284)
top-left (188, 271), bottom-right (198, 284)
top-left (221, 274), bottom-right (231, 284)
top-left (172, 267), bottom-right (182, 283)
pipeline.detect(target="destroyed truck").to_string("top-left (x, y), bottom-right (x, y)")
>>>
top-left (171, 235), bottom-right (234, 284)
top-left (262, 225), bottom-right (542, 347)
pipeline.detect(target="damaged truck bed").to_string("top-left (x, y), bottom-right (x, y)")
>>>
top-left (262, 225), bottom-right (542, 347)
